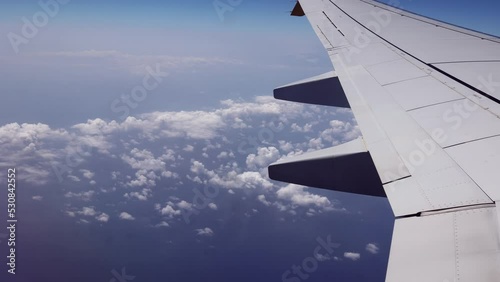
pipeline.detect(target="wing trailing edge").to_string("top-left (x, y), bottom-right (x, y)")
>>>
top-left (268, 138), bottom-right (386, 197)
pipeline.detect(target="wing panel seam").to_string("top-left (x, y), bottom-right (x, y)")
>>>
top-left (380, 74), bottom-right (428, 86)
top-left (327, 0), bottom-right (500, 105)
top-left (432, 60), bottom-right (500, 64)
top-left (453, 213), bottom-right (460, 282)
top-left (359, 0), bottom-right (500, 43)
top-left (382, 175), bottom-right (411, 185)
top-left (406, 98), bottom-right (465, 112)
top-left (321, 11), bottom-right (345, 36)
top-left (443, 134), bottom-right (500, 149)
top-left (316, 25), bottom-right (334, 49)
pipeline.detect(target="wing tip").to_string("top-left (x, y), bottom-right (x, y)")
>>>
top-left (291, 1), bottom-right (305, 17)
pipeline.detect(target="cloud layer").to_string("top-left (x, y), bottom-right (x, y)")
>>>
top-left (1, 96), bottom-right (359, 227)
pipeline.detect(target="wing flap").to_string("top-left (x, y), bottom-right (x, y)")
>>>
top-left (268, 138), bottom-right (386, 197)
top-left (274, 71), bottom-right (350, 108)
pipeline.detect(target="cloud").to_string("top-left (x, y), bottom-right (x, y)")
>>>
top-left (154, 221), bottom-right (170, 228)
top-left (17, 165), bottom-right (51, 186)
top-left (278, 141), bottom-right (294, 152)
top-left (96, 213), bottom-right (110, 223)
top-left (190, 160), bottom-right (274, 190)
top-left (177, 200), bottom-right (193, 210)
top-left (157, 204), bottom-right (181, 218)
top-left (34, 50), bottom-right (243, 75)
top-left (344, 252), bottom-right (361, 261)
top-left (78, 207), bottom-right (97, 217)
top-left (0, 96), bottom-right (355, 222)
top-left (0, 123), bottom-right (68, 147)
top-left (257, 195), bottom-right (271, 206)
top-left (183, 145), bottom-right (194, 152)
top-left (246, 147), bottom-right (280, 170)
top-left (32, 195), bottom-right (43, 201)
top-left (0, 96), bottom-right (339, 186)
top-left (128, 111), bottom-right (226, 140)
top-left (80, 169), bottom-right (95, 179)
top-left (291, 123), bottom-right (313, 133)
top-left (365, 243), bottom-right (380, 254)
top-left (314, 253), bottom-right (331, 262)
top-left (217, 151), bottom-right (230, 159)
top-left (119, 148), bottom-right (179, 188)
top-left (68, 175), bottom-right (81, 182)
top-left (124, 148), bottom-right (163, 169)
top-left (276, 184), bottom-right (337, 211)
top-left (320, 120), bottom-right (360, 145)
top-left (119, 212), bottom-right (135, 221)
top-left (124, 188), bottom-right (152, 201)
top-left (65, 191), bottom-right (95, 201)
top-left (208, 203), bottom-right (218, 210)
top-left (211, 171), bottom-right (274, 190)
top-left (195, 227), bottom-right (214, 237)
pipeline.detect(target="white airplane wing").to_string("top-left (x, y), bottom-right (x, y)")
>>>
top-left (269, 1), bottom-right (500, 281)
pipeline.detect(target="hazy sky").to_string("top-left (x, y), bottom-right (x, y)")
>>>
top-left (0, 1), bottom-right (499, 281)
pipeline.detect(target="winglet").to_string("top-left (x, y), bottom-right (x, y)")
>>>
top-left (291, 1), bottom-right (305, 17)
top-left (268, 138), bottom-right (385, 197)
top-left (273, 71), bottom-right (350, 108)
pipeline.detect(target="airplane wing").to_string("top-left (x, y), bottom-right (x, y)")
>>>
top-left (268, 1), bottom-right (500, 281)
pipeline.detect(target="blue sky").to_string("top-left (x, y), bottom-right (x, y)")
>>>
top-left (0, 0), bottom-right (498, 281)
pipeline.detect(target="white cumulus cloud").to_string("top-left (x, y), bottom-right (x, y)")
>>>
top-left (344, 252), bottom-right (361, 261)
top-left (119, 212), bottom-right (135, 221)
top-left (96, 213), bottom-right (110, 222)
top-left (366, 243), bottom-right (380, 254)
top-left (276, 184), bottom-right (337, 211)
top-left (195, 227), bottom-right (214, 237)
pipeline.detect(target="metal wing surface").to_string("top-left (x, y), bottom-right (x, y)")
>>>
top-left (268, 1), bottom-right (500, 281)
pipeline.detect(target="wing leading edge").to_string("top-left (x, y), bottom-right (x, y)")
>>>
top-left (268, 1), bottom-right (500, 281)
